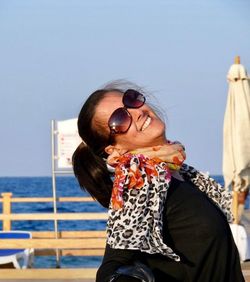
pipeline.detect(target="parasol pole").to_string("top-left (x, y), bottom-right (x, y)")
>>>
top-left (232, 191), bottom-right (239, 224)
top-left (232, 56), bottom-right (240, 224)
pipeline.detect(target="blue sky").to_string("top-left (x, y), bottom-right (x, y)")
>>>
top-left (0, 0), bottom-right (249, 176)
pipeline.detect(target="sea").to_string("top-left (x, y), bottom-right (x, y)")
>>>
top-left (1, 175), bottom-right (248, 269)
top-left (0, 176), bottom-right (107, 268)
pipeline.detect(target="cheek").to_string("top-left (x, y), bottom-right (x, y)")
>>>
top-left (114, 130), bottom-right (139, 149)
top-left (157, 120), bottom-right (166, 131)
top-left (154, 116), bottom-right (165, 128)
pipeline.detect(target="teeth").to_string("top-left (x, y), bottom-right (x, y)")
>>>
top-left (141, 116), bottom-right (151, 131)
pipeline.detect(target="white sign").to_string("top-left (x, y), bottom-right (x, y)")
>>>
top-left (56, 118), bottom-right (82, 169)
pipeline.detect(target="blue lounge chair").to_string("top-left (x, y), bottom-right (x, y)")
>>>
top-left (0, 231), bottom-right (34, 269)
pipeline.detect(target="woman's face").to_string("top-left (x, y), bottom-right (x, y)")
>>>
top-left (93, 91), bottom-right (167, 152)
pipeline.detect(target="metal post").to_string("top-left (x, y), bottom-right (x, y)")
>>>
top-left (51, 119), bottom-right (60, 268)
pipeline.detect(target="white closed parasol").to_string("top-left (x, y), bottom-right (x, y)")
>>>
top-left (223, 56), bottom-right (250, 224)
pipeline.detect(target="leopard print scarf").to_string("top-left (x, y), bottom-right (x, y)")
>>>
top-left (106, 154), bottom-right (233, 261)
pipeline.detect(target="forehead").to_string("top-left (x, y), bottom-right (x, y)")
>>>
top-left (99, 91), bottom-right (123, 108)
top-left (93, 91), bottom-right (123, 127)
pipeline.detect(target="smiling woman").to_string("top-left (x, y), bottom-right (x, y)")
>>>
top-left (72, 81), bottom-right (244, 282)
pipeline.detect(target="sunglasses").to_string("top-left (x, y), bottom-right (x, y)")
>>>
top-left (108, 89), bottom-right (146, 135)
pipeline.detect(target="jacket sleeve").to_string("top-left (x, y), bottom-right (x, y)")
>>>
top-left (96, 243), bottom-right (141, 282)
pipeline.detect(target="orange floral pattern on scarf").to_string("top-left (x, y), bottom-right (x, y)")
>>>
top-left (110, 143), bottom-right (186, 209)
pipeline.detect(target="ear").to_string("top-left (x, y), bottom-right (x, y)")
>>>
top-left (104, 145), bottom-right (115, 155)
top-left (105, 144), bottom-right (127, 156)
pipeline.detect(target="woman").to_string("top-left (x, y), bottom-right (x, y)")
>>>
top-left (73, 84), bottom-right (244, 282)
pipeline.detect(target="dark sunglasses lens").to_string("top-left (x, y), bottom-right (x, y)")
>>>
top-left (108, 108), bottom-right (132, 134)
top-left (123, 89), bottom-right (145, 108)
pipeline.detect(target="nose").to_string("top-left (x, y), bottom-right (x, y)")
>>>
top-left (127, 107), bottom-right (144, 123)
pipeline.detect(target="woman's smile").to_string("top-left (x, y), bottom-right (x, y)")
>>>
top-left (141, 115), bottom-right (151, 131)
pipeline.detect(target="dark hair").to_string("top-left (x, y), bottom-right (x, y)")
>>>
top-left (72, 88), bottom-right (122, 208)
